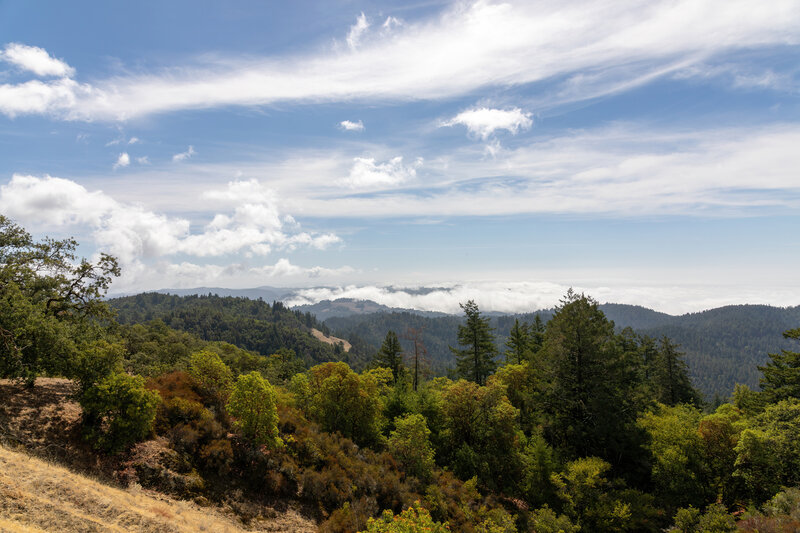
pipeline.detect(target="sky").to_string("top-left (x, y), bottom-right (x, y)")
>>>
top-left (1, 0), bottom-right (799, 314)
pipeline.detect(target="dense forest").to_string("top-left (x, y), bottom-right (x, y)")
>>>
top-left (3, 215), bottom-right (800, 532)
top-left (110, 292), bottom-right (360, 368)
top-left (326, 304), bottom-right (800, 399)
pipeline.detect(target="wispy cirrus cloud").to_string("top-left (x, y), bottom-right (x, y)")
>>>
top-left (172, 145), bottom-right (195, 162)
top-left (1, 0), bottom-right (798, 121)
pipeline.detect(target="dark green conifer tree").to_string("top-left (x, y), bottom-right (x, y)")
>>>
top-left (450, 300), bottom-right (497, 386)
top-left (376, 330), bottom-right (404, 383)
top-left (759, 327), bottom-right (800, 402)
top-left (505, 318), bottom-right (530, 364)
top-left (652, 336), bottom-right (701, 406)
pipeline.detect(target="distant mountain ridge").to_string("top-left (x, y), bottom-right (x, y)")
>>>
top-left (112, 287), bottom-right (800, 399)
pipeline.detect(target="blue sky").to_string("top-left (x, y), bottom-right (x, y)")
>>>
top-left (1, 0), bottom-right (799, 314)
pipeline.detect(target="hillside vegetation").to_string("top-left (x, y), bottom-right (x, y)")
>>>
top-left (0, 442), bottom-right (315, 533)
top-left (326, 303), bottom-right (800, 398)
top-left (4, 216), bottom-right (800, 533)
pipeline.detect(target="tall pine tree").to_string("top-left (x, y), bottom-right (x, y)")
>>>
top-left (375, 330), bottom-right (404, 384)
top-left (759, 327), bottom-right (800, 402)
top-left (451, 300), bottom-right (497, 386)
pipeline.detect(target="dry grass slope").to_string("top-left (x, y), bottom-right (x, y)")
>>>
top-left (0, 444), bottom-right (315, 533)
top-left (310, 328), bottom-right (351, 352)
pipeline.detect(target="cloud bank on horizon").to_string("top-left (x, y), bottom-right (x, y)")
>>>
top-left (1, 0), bottom-right (799, 312)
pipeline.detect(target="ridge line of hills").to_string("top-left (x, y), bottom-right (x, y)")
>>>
top-left (110, 289), bottom-right (800, 400)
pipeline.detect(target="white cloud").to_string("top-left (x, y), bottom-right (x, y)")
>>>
top-left (172, 145), bottom-right (195, 162)
top-left (0, 77), bottom-right (91, 118)
top-left (2, 0), bottom-right (799, 120)
top-left (339, 155), bottom-right (422, 188)
top-left (382, 16), bottom-right (402, 31)
top-left (0, 175), bottom-right (342, 289)
top-left (339, 120), bottom-right (364, 131)
top-left (442, 107), bottom-right (533, 139)
top-left (346, 12), bottom-right (370, 50)
top-left (136, 156), bottom-right (150, 164)
top-left (113, 152), bottom-right (130, 169)
top-left (285, 280), bottom-right (800, 316)
top-left (128, 137), bottom-right (139, 144)
top-left (0, 43), bottom-right (75, 77)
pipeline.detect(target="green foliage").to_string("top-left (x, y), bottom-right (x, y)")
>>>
top-left (362, 501), bottom-right (450, 532)
top-left (188, 349), bottom-right (233, 402)
top-left (450, 300), bottom-right (497, 386)
top-left (439, 379), bottom-right (519, 491)
top-left (734, 399), bottom-right (800, 503)
top-left (637, 404), bottom-right (706, 508)
top-left (540, 290), bottom-right (646, 467)
top-left (226, 371), bottom-right (281, 448)
top-left (376, 330), bottom-right (404, 384)
top-left (304, 362), bottom-right (385, 446)
top-left (759, 327), bottom-right (800, 403)
top-left (520, 432), bottom-right (559, 509)
top-left (697, 404), bottom-right (748, 504)
top-left (529, 505), bottom-right (581, 533)
top-left (668, 504), bottom-right (736, 533)
top-left (651, 336), bottom-right (701, 406)
top-left (110, 292), bottom-right (346, 368)
top-left (491, 362), bottom-right (542, 433)
top-left (388, 413), bottom-right (435, 482)
top-left (71, 339), bottom-right (125, 393)
top-left (504, 319), bottom-right (529, 365)
top-left (80, 371), bottom-right (159, 452)
top-left (0, 216), bottom-right (119, 385)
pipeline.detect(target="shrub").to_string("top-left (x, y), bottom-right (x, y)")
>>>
top-left (362, 500), bottom-right (450, 532)
top-left (80, 371), bottom-right (160, 452)
top-left (388, 413), bottom-right (435, 482)
top-left (227, 371), bottom-right (281, 448)
top-left (188, 349), bottom-right (233, 404)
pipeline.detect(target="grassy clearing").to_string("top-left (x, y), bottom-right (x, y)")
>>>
top-left (0, 443), bottom-right (315, 532)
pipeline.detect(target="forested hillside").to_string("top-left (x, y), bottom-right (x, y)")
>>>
top-left (5, 216), bottom-right (800, 533)
top-left (326, 303), bottom-right (800, 399)
top-left (110, 293), bottom-right (363, 368)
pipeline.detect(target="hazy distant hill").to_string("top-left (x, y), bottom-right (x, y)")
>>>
top-left (294, 298), bottom-right (449, 320)
top-left (152, 286), bottom-right (294, 302)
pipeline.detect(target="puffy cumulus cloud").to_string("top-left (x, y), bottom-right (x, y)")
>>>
top-left (0, 77), bottom-right (92, 118)
top-left (346, 12), bottom-right (370, 50)
top-left (172, 145), bottom-right (195, 162)
top-left (4, 0), bottom-right (800, 121)
top-left (0, 175), bottom-right (342, 287)
top-left (0, 43), bottom-right (75, 77)
top-left (339, 120), bottom-right (364, 131)
top-left (113, 152), bottom-right (130, 169)
top-left (0, 174), bottom-right (116, 227)
top-left (442, 107), bottom-right (533, 139)
top-left (339, 156), bottom-right (422, 188)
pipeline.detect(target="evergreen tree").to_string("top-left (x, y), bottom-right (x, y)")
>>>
top-left (376, 330), bottom-right (404, 383)
top-left (652, 336), bottom-right (700, 406)
top-left (450, 300), bottom-right (497, 386)
top-left (759, 327), bottom-right (800, 402)
top-left (529, 314), bottom-right (546, 355)
top-left (505, 318), bottom-right (530, 364)
top-left (540, 290), bottom-right (645, 464)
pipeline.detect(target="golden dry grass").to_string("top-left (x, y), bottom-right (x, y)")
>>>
top-left (310, 328), bottom-right (351, 352)
top-left (0, 444), bottom-right (316, 532)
